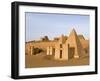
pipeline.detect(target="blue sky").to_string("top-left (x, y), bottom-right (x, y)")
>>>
top-left (25, 12), bottom-right (90, 42)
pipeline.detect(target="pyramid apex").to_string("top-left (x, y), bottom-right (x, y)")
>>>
top-left (71, 28), bottom-right (76, 33)
top-left (61, 34), bottom-right (64, 37)
top-left (69, 28), bottom-right (77, 35)
top-left (68, 28), bottom-right (78, 38)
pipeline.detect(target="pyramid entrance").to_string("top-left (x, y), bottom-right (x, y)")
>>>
top-left (60, 50), bottom-right (62, 58)
top-left (68, 47), bottom-right (75, 59)
top-left (67, 44), bottom-right (75, 59)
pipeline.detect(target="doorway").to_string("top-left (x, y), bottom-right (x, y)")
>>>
top-left (68, 47), bottom-right (75, 59)
top-left (60, 50), bottom-right (62, 58)
top-left (53, 48), bottom-right (55, 56)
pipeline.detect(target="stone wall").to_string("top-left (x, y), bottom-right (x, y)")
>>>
top-left (25, 41), bottom-right (57, 55)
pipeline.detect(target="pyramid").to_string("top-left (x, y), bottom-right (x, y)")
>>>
top-left (59, 34), bottom-right (66, 44)
top-left (66, 28), bottom-right (85, 58)
top-left (78, 35), bottom-right (85, 40)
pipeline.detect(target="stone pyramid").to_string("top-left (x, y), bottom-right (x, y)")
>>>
top-left (66, 28), bottom-right (85, 58)
top-left (59, 34), bottom-right (66, 44)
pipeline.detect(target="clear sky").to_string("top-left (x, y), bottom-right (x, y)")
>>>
top-left (25, 12), bottom-right (90, 42)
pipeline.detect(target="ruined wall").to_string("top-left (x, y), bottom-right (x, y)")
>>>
top-left (25, 41), bottom-right (57, 55)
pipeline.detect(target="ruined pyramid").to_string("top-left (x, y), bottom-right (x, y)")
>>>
top-left (66, 28), bottom-right (85, 58)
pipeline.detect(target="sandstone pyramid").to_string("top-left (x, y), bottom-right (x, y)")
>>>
top-left (59, 34), bottom-right (66, 44)
top-left (66, 28), bottom-right (85, 58)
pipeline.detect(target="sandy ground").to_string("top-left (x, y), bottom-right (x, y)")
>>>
top-left (25, 53), bottom-right (89, 68)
